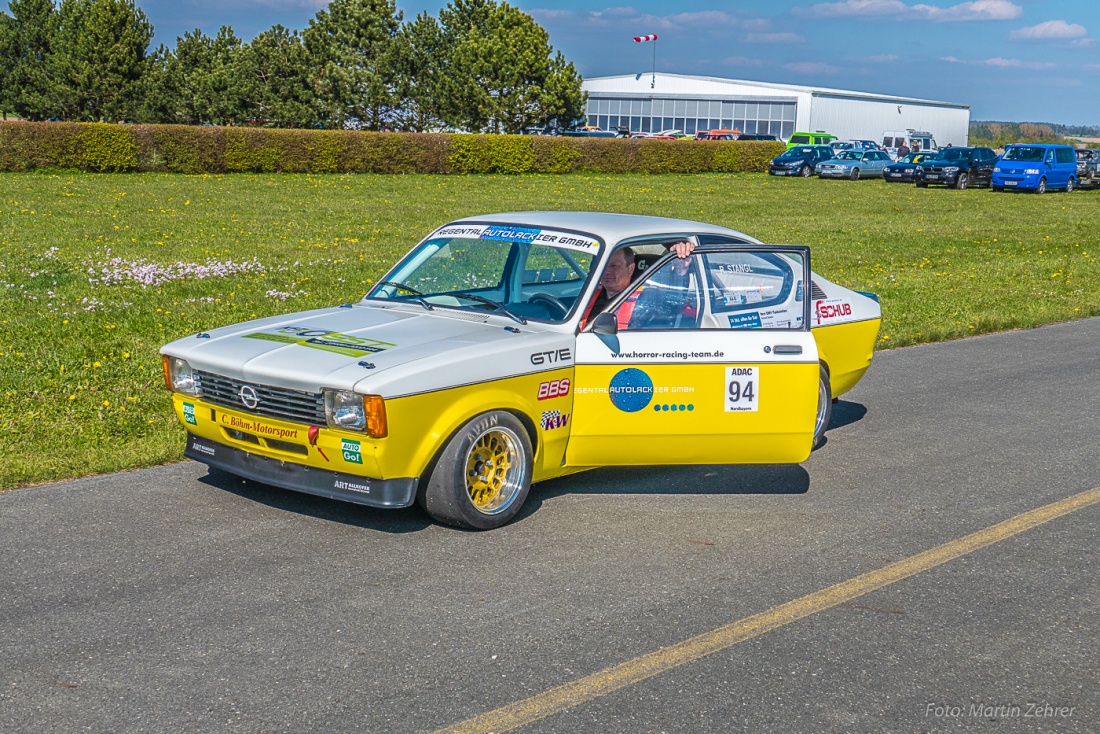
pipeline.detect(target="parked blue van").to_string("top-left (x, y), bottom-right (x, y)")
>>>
top-left (992, 144), bottom-right (1078, 193)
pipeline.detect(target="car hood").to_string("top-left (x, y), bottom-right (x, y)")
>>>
top-left (161, 302), bottom-right (572, 397)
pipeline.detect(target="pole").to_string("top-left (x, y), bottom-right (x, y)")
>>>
top-left (651, 39), bottom-right (656, 88)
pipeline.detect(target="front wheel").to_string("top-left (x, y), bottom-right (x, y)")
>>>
top-left (813, 364), bottom-right (833, 450)
top-left (419, 411), bottom-right (533, 530)
top-left (955, 172), bottom-right (968, 190)
top-left (1036, 177), bottom-right (1047, 194)
top-left (849, 168), bottom-right (860, 181)
top-left (915, 181), bottom-right (928, 188)
top-left (800, 164), bottom-right (812, 177)
top-left (1065, 177), bottom-right (1075, 193)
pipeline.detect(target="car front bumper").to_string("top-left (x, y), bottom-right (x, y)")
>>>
top-left (992, 172), bottom-right (1040, 190)
top-left (187, 432), bottom-right (418, 509)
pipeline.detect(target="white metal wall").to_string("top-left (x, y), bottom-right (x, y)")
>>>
top-left (808, 95), bottom-right (970, 147)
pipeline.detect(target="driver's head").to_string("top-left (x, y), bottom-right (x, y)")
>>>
top-left (601, 247), bottom-right (635, 296)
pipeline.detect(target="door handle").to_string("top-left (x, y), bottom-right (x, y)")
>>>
top-left (773, 345), bottom-right (803, 355)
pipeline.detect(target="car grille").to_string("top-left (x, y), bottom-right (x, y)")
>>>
top-left (195, 370), bottom-right (326, 426)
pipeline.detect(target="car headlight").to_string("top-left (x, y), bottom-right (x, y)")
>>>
top-left (162, 355), bottom-right (201, 396)
top-left (1025, 168), bottom-right (1040, 175)
top-left (943, 166), bottom-right (959, 173)
top-left (993, 167), bottom-right (1001, 173)
top-left (324, 389), bottom-right (387, 437)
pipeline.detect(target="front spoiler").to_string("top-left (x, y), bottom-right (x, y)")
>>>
top-left (186, 433), bottom-right (418, 509)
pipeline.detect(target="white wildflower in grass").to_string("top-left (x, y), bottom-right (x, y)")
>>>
top-left (266, 289), bottom-right (307, 301)
top-left (95, 257), bottom-right (266, 287)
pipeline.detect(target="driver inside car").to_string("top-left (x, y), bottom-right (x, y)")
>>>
top-left (580, 241), bottom-right (695, 328)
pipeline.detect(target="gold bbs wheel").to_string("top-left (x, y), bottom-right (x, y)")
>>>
top-left (465, 427), bottom-right (524, 514)
top-left (420, 411), bottom-right (533, 530)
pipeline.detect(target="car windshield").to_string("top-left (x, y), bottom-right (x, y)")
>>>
top-left (836, 151), bottom-right (863, 160)
top-left (366, 226), bottom-right (599, 323)
top-left (938, 148), bottom-right (969, 161)
top-left (1002, 146), bottom-right (1046, 162)
top-left (778, 146), bottom-right (817, 158)
top-left (900, 153), bottom-right (923, 163)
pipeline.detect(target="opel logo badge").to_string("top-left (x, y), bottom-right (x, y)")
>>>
top-left (239, 385), bottom-right (260, 410)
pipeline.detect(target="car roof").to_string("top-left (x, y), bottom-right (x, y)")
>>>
top-left (446, 211), bottom-right (758, 244)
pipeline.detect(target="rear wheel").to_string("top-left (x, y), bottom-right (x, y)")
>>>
top-left (1036, 177), bottom-right (1047, 194)
top-left (419, 411), bottom-right (533, 530)
top-left (955, 172), bottom-right (968, 190)
top-left (813, 364), bottom-right (832, 450)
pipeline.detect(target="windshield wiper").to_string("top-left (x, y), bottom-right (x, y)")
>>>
top-left (376, 281), bottom-right (433, 311)
top-left (452, 292), bottom-right (527, 325)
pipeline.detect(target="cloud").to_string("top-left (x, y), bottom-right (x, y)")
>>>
top-left (784, 61), bottom-right (840, 74)
top-left (745, 32), bottom-right (804, 43)
top-left (530, 6), bottom-right (761, 32)
top-left (982, 57), bottom-right (1058, 70)
top-left (721, 56), bottom-right (767, 67)
top-left (798, 0), bottom-right (1022, 22)
top-left (1010, 20), bottom-right (1092, 46)
top-left (866, 54), bottom-right (900, 62)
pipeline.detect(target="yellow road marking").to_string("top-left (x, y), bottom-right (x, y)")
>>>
top-left (436, 485), bottom-right (1100, 734)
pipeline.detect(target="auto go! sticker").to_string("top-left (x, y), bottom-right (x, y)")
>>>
top-left (342, 439), bottom-right (363, 465)
top-left (725, 367), bottom-right (759, 412)
top-left (243, 326), bottom-right (395, 358)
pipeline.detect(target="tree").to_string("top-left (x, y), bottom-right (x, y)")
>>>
top-left (6, 0), bottom-right (61, 120)
top-left (392, 11), bottom-right (445, 131)
top-left (233, 25), bottom-right (313, 126)
top-left (140, 26), bottom-right (244, 125)
top-left (436, 0), bottom-right (585, 133)
top-left (0, 12), bottom-right (15, 118)
top-left (304, 0), bottom-right (403, 130)
top-left (49, 0), bottom-right (154, 121)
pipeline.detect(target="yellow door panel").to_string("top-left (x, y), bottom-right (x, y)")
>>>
top-left (813, 318), bottom-right (880, 398)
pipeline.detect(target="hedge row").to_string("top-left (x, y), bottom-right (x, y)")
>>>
top-left (0, 122), bottom-right (784, 175)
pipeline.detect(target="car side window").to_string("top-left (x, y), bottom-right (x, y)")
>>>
top-left (613, 255), bottom-right (703, 331)
top-left (703, 252), bottom-right (803, 329)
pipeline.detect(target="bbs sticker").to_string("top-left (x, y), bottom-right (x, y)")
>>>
top-left (537, 378), bottom-right (571, 400)
top-left (725, 367), bottom-right (758, 413)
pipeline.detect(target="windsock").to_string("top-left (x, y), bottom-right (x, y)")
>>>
top-left (633, 34), bottom-right (658, 42)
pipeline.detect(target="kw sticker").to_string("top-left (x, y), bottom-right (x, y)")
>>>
top-left (725, 367), bottom-right (759, 413)
top-left (541, 410), bottom-right (570, 430)
top-left (243, 326), bottom-right (395, 358)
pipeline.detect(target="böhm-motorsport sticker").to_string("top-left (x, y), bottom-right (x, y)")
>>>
top-left (725, 367), bottom-right (759, 412)
top-left (243, 326), bottom-right (395, 358)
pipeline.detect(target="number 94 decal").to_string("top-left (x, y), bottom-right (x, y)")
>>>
top-left (725, 366), bottom-right (759, 413)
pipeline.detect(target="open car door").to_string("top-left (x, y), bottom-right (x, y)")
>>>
top-left (566, 244), bottom-right (819, 467)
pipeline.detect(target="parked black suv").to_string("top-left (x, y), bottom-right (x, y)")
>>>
top-left (916, 146), bottom-right (997, 189)
top-left (1076, 149), bottom-right (1100, 185)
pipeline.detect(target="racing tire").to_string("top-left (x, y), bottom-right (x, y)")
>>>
top-left (1065, 177), bottom-right (1075, 193)
top-left (419, 411), bottom-right (533, 530)
top-left (955, 172), bottom-right (968, 190)
top-left (800, 164), bottom-right (812, 177)
top-left (813, 364), bottom-right (832, 450)
top-left (849, 168), bottom-right (860, 181)
top-left (1036, 177), bottom-right (1047, 194)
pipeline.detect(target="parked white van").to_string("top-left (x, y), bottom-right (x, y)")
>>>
top-left (882, 129), bottom-right (939, 160)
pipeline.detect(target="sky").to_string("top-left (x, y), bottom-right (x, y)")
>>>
top-left (8, 0), bottom-right (1099, 125)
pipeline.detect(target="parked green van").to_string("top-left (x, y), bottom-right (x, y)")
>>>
top-left (787, 132), bottom-right (836, 149)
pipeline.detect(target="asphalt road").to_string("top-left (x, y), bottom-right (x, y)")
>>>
top-left (3, 318), bottom-right (1098, 734)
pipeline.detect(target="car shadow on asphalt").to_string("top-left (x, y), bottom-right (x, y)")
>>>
top-left (815, 399), bottom-right (868, 449)
top-left (198, 469), bottom-right (433, 533)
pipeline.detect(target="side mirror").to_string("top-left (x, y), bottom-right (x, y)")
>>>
top-left (591, 312), bottom-right (618, 335)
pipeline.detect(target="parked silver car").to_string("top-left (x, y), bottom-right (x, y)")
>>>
top-left (816, 149), bottom-right (892, 180)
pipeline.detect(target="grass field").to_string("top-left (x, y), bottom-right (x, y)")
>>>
top-left (2, 171), bottom-right (1097, 490)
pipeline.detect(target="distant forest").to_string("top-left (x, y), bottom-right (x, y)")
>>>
top-left (971, 121), bottom-right (1100, 145)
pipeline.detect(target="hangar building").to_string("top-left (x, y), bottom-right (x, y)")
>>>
top-left (582, 73), bottom-right (970, 146)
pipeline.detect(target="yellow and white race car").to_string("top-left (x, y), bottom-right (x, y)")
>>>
top-left (161, 212), bottom-right (880, 529)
